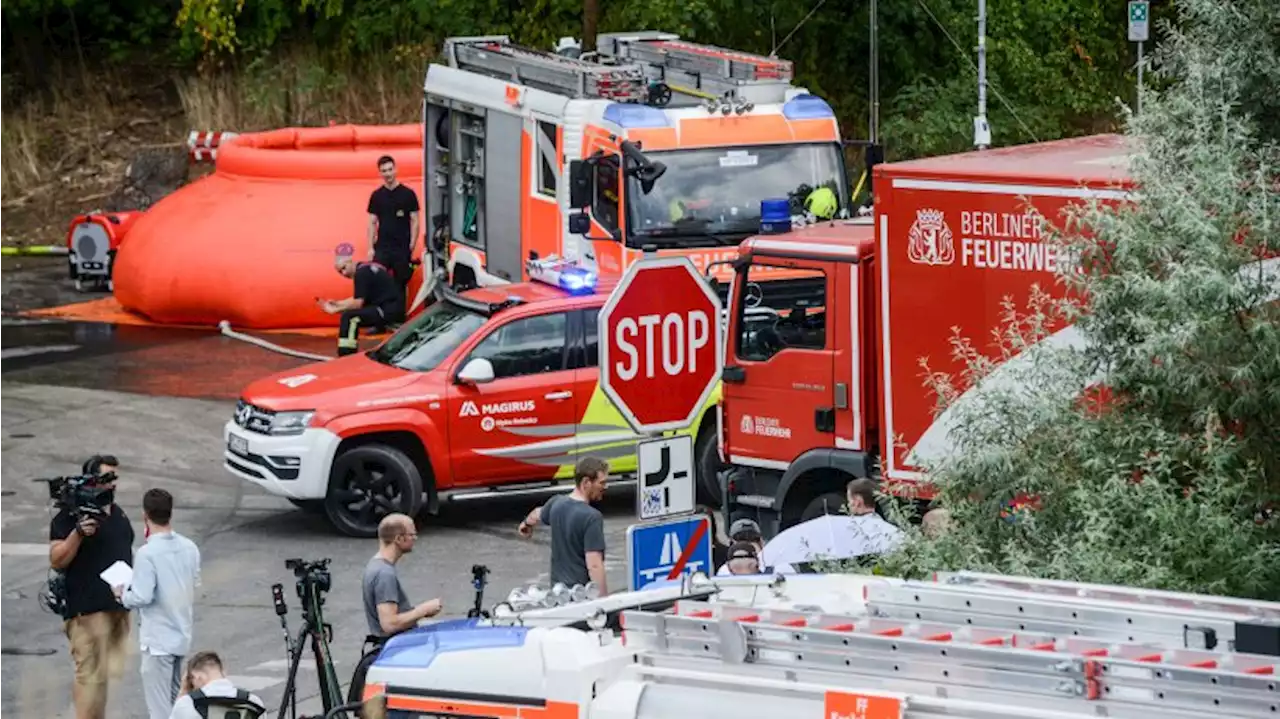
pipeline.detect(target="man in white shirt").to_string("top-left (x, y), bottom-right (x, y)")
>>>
top-left (760, 479), bottom-right (904, 570)
top-left (114, 489), bottom-right (201, 719)
top-left (168, 651), bottom-right (264, 719)
top-left (837, 478), bottom-right (905, 556)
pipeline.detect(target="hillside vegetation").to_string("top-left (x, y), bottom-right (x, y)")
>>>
top-left (2, 0), bottom-right (1148, 243)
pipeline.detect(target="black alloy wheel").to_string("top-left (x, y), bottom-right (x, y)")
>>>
top-left (324, 444), bottom-right (424, 538)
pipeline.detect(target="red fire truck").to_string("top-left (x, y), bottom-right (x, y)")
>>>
top-left (715, 134), bottom-right (1134, 535)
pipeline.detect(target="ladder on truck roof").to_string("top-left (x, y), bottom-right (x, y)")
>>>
top-left (442, 35), bottom-right (648, 102)
top-left (596, 31), bottom-right (795, 103)
top-left (619, 574), bottom-right (1280, 719)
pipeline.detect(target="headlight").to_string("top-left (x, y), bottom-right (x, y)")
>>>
top-left (269, 411), bottom-right (315, 436)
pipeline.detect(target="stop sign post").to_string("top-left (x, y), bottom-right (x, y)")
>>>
top-left (599, 256), bottom-right (723, 434)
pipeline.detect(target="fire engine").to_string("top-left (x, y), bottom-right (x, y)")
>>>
top-left (422, 32), bottom-right (858, 292)
top-left (712, 134), bottom-right (1142, 535)
top-left (360, 570), bottom-right (1280, 718)
top-left (223, 259), bottom-right (723, 538)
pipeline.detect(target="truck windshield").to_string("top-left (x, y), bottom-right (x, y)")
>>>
top-left (626, 142), bottom-right (847, 247)
top-left (369, 301), bottom-right (486, 371)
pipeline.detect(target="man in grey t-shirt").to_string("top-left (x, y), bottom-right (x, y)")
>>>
top-left (518, 457), bottom-right (609, 593)
top-left (351, 513), bottom-right (443, 706)
top-left (362, 513), bottom-right (442, 638)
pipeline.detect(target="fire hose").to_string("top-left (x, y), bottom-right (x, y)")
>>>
top-left (218, 321), bottom-right (332, 362)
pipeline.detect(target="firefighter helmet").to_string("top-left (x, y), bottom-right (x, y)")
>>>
top-left (804, 187), bottom-right (838, 220)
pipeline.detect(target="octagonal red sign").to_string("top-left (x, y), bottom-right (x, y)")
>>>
top-left (598, 256), bottom-right (724, 433)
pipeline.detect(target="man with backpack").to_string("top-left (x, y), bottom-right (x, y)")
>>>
top-left (167, 651), bottom-right (264, 719)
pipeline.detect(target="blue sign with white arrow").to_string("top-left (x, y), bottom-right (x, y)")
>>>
top-left (626, 514), bottom-right (713, 591)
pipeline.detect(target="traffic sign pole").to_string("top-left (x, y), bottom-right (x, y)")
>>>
top-left (1128, 1), bottom-right (1149, 114)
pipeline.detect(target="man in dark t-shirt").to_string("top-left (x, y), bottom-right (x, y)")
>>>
top-left (366, 155), bottom-right (420, 306)
top-left (49, 454), bottom-right (135, 719)
top-left (320, 243), bottom-right (406, 356)
top-left (518, 457), bottom-right (610, 592)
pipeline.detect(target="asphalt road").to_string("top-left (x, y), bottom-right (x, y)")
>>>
top-left (0, 259), bottom-right (645, 718)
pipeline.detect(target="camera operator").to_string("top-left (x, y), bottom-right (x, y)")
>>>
top-left (48, 454), bottom-right (135, 719)
top-left (350, 513), bottom-right (442, 705)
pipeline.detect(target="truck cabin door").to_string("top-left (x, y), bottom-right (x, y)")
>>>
top-left (447, 310), bottom-right (579, 485)
top-left (723, 260), bottom-right (838, 468)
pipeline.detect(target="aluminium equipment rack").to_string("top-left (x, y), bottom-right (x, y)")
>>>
top-left (596, 31), bottom-right (794, 102)
top-left (619, 572), bottom-right (1280, 719)
top-left (443, 35), bottom-right (649, 102)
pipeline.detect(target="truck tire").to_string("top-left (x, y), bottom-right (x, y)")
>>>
top-left (324, 443), bottom-right (424, 538)
top-left (695, 427), bottom-right (726, 508)
top-left (799, 492), bottom-right (846, 523)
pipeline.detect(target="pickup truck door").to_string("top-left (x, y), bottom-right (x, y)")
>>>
top-left (722, 260), bottom-right (838, 468)
top-left (447, 310), bottom-right (578, 485)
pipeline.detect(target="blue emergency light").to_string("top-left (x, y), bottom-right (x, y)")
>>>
top-left (527, 256), bottom-right (597, 294)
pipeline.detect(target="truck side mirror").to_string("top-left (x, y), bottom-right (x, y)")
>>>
top-left (568, 160), bottom-right (593, 209)
top-left (568, 212), bottom-right (590, 235)
top-left (456, 357), bottom-right (495, 385)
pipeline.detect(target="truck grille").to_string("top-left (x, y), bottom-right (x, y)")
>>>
top-left (233, 399), bottom-right (274, 434)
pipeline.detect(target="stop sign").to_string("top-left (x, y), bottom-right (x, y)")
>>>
top-left (599, 256), bottom-right (724, 433)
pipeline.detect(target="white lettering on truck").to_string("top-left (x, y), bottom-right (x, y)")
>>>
top-left (908, 207), bottom-right (1068, 274)
top-left (614, 311), bottom-right (710, 380)
top-left (459, 400), bottom-right (536, 417)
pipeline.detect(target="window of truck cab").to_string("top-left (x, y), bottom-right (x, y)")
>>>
top-left (734, 263), bottom-right (828, 362)
top-left (369, 300), bottom-right (486, 371)
top-left (463, 311), bottom-right (570, 379)
top-left (625, 142), bottom-right (849, 247)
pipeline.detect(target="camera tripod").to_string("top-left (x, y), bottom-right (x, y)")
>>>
top-left (273, 560), bottom-right (345, 719)
top-left (468, 564), bottom-right (491, 619)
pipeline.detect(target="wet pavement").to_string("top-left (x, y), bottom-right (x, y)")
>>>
top-left (2, 320), bottom-right (325, 400)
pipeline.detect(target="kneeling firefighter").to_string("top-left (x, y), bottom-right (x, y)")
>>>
top-left (319, 243), bottom-right (404, 357)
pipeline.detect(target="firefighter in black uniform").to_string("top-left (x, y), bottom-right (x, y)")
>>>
top-left (319, 243), bottom-right (404, 356)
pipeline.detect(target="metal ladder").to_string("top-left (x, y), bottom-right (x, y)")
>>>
top-left (596, 31), bottom-right (794, 101)
top-left (443, 35), bottom-right (648, 101)
top-left (620, 577), bottom-right (1280, 718)
top-left (598, 32), bottom-right (793, 82)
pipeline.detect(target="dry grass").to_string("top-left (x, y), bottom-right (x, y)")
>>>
top-left (1, 64), bottom-right (185, 245)
top-left (177, 45), bottom-right (429, 133)
top-left (2, 47), bottom-right (431, 246)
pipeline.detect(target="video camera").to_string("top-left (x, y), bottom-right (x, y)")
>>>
top-left (285, 558), bottom-right (332, 603)
top-left (34, 471), bottom-right (116, 519)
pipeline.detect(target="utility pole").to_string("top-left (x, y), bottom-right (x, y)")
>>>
top-left (582, 0), bottom-right (600, 52)
top-left (869, 0), bottom-right (879, 147)
top-left (974, 0), bottom-right (991, 149)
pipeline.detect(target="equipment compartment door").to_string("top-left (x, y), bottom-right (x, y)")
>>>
top-left (483, 110), bottom-right (524, 282)
top-left (446, 311), bottom-right (577, 484)
top-left (723, 261), bottom-right (837, 466)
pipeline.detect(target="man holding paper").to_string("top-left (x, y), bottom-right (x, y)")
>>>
top-left (114, 488), bottom-right (201, 719)
top-left (48, 454), bottom-right (134, 719)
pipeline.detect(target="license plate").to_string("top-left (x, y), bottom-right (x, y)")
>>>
top-left (228, 434), bottom-right (249, 455)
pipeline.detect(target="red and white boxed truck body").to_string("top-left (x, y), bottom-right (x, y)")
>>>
top-left (719, 134), bottom-right (1134, 532)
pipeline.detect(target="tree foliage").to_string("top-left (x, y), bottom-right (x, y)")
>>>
top-left (2, 0), bottom-right (1156, 159)
top-left (875, 0), bottom-right (1280, 599)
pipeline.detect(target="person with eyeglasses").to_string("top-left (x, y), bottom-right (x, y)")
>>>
top-left (351, 513), bottom-right (443, 705)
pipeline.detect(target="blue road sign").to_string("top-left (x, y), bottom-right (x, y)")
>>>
top-left (626, 514), bottom-right (713, 591)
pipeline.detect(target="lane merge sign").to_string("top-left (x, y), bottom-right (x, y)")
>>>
top-left (599, 256), bottom-right (723, 434)
top-left (636, 435), bottom-right (696, 521)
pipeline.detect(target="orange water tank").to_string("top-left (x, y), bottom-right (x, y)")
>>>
top-left (113, 124), bottom-right (426, 329)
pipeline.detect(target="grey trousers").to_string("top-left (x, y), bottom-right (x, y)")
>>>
top-left (140, 652), bottom-right (184, 719)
